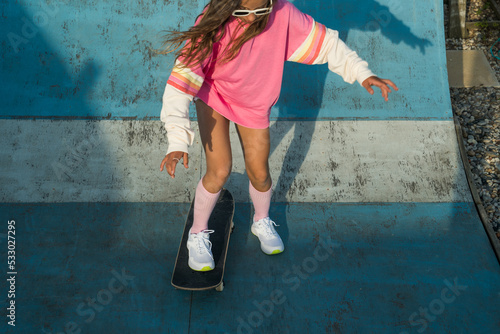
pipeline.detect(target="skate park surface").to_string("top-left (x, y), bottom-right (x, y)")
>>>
top-left (1, 0), bottom-right (500, 333)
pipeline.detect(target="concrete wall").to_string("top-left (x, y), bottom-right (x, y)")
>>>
top-left (0, 0), bottom-right (460, 203)
top-left (2, 0), bottom-right (446, 120)
top-left (0, 119), bottom-right (470, 203)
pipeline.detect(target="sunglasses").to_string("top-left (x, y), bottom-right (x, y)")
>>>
top-left (232, 0), bottom-right (273, 17)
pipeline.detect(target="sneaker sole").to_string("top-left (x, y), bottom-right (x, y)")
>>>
top-left (251, 231), bottom-right (284, 255)
top-left (198, 266), bottom-right (214, 272)
top-left (188, 256), bottom-right (215, 272)
top-left (188, 263), bottom-right (214, 272)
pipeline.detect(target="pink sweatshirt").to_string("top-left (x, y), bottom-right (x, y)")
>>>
top-left (161, 0), bottom-right (375, 155)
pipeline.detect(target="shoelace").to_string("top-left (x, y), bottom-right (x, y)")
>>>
top-left (260, 219), bottom-right (279, 238)
top-left (195, 230), bottom-right (215, 259)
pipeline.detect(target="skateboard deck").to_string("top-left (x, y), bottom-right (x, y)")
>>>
top-left (171, 188), bottom-right (234, 291)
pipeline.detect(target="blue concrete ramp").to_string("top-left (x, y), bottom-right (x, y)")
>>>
top-left (1, 0), bottom-right (500, 333)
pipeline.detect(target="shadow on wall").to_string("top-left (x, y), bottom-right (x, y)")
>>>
top-left (0, 2), bottom-right (112, 201)
top-left (1, 0), bottom-right (175, 119)
top-left (0, 1), bottom-right (179, 202)
top-left (270, 0), bottom-right (433, 238)
top-left (1, 2), bottom-right (101, 118)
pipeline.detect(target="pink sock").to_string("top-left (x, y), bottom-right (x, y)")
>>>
top-left (192, 179), bottom-right (221, 234)
top-left (249, 181), bottom-right (272, 222)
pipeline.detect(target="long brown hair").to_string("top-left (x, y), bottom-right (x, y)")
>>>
top-left (160, 0), bottom-right (274, 68)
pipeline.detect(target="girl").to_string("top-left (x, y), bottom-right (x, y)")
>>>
top-left (159, 0), bottom-right (398, 271)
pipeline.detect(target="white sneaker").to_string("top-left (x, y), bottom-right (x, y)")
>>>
top-left (186, 229), bottom-right (215, 271)
top-left (251, 217), bottom-right (284, 255)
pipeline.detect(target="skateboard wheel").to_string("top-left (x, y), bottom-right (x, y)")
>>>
top-left (216, 282), bottom-right (224, 292)
top-left (231, 221), bottom-right (235, 232)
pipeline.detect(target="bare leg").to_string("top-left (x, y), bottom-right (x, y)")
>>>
top-left (235, 123), bottom-right (273, 221)
top-left (196, 100), bottom-right (233, 192)
top-left (190, 100), bottom-right (232, 233)
top-left (235, 124), bottom-right (271, 192)
top-left (236, 123), bottom-right (283, 254)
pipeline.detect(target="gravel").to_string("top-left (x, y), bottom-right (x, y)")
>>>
top-left (444, 0), bottom-right (500, 237)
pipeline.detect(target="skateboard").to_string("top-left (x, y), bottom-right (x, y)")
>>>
top-left (171, 188), bottom-right (235, 291)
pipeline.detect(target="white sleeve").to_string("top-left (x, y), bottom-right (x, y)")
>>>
top-left (316, 28), bottom-right (376, 86)
top-left (160, 84), bottom-right (195, 155)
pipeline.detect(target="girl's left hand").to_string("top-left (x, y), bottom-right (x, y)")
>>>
top-left (362, 76), bottom-right (399, 102)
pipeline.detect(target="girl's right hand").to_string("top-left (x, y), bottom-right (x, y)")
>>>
top-left (160, 151), bottom-right (189, 179)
